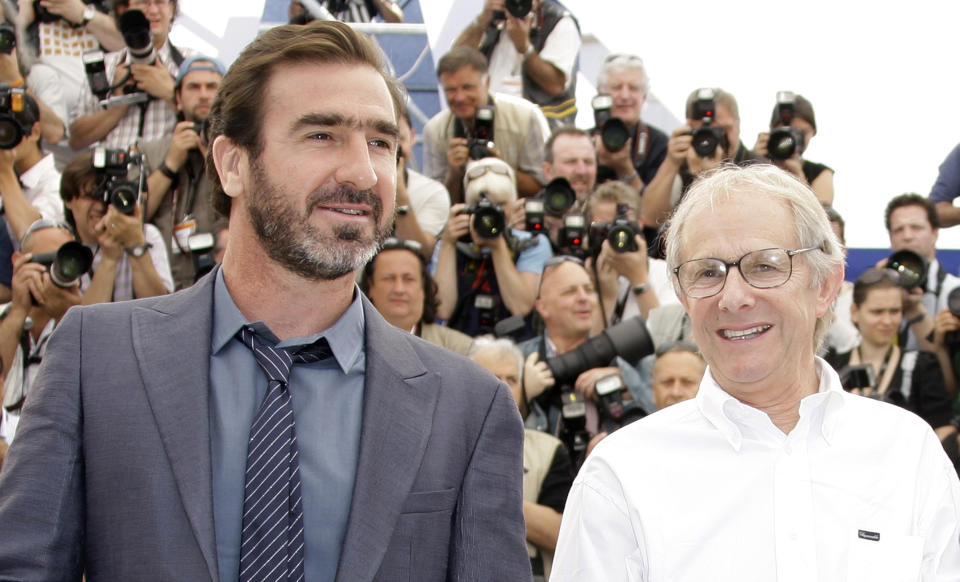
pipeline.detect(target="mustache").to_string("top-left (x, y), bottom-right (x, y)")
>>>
top-left (307, 184), bottom-right (383, 218)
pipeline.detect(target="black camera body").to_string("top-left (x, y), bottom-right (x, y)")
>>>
top-left (119, 9), bottom-right (157, 65)
top-left (92, 147), bottom-right (143, 215)
top-left (460, 105), bottom-right (496, 160)
top-left (689, 88), bottom-right (728, 158)
top-left (545, 315), bottom-right (654, 385)
top-left (767, 91), bottom-right (805, 161)
top-left (594, 374), bottom-right (646, 432)
top-left (589, 203), bottom-right (641, 257)
top-left (461, 194), bottom-right (506, 239)
top-left (29, 241), bottom-right (94, 289)
top-left (0, 87), bottom-right (33, 150)
top-left (592, 94), bottom-right (631, 153)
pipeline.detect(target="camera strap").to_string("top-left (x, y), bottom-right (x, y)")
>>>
top-left (632, 123), bottom-right (649, 166)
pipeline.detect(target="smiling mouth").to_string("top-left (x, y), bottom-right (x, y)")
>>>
top-left (720, 325), bottom-right (771, 340)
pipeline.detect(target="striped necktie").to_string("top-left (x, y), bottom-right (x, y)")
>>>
top-left (235, 326), bottom-right (332, 582)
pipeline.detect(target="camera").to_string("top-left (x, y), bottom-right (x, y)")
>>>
top-left (187, 232), bottom-right (217, 283)
top-left (839, 363), bottom-right (906, 407)
top-left (945, 287), bottom-right (960, 346)
top-left (0, 87), bottom-right (34, 150)
top-left (0, 22), bottom-right (15, 55)
top-left (539, 177), bottom-right (577, 217)
top-left (545, 315), bottom-right (654, 385)
top-left (689, 88), bottom-right (728, 158)
top-left (886, 249), bottom-right (928, 289)
top-left (29, 241), bottom-right (94, 289)
top-left (588, 203), bottom-right (641, 258)
top-left (592, 94), bottom-right (631, 153)
top-left (119, 9), bottom-right (156, 66)
top-left (82, 49), bottom-right (112, 102)
top-left (461, 194), bottom-right (506, 239)
top-left (492, 0), bottom-right (532, 23)
top-left (524, 199), bottom-right (545, 233)
top-left (455, 105), bottom-right (496, 160)
top-left (92, 146), bottom-right (143, 215)
top-left (594, 374), bottom-right (646, 432)
top-left (767, 91), bottom-right (805, 161)
top-left (557, 214), bottom-right (586, 256)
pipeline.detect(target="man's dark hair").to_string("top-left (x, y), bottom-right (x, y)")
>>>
top-left (435, 46), bottom-right (488, 78)
top-left (59, 152), bottom-right (99, 233)
top-left (360, 247), bottom-right (440, 324)
top-left (205, 20), bottom-right (406, 218)
top-left (884, 193), bottom-right (939, 232)
top-left (544, 126), bottom-right (590, 164)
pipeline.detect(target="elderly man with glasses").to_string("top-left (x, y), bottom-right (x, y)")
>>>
top-left (551, 164), bottom-right (960, 581)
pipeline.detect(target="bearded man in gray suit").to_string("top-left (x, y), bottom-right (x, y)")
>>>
top-left (0, 20), bottom-right (530, 582)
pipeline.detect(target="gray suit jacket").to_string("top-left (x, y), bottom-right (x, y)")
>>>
top-left (0, 269), bottom-right (531, 581)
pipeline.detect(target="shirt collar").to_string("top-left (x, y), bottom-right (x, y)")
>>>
top-left (211, 268), bottom-right (365, 374)
top-left (18, 154), bottom-right (55, 190)
top-left (697, 356), bottom-right (846, 451)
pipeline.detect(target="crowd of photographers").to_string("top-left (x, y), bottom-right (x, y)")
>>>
top-left (2, 0), bottom-right (960, 579)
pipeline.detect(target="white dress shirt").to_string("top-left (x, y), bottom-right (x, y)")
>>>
top-left (552, 358), bottom-right (960, 582)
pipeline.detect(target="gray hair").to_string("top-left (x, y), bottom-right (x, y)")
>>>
top-left (468, 334), bottom-right (523, 380)
top-left (664, 164), bottom-right (845, 351)
top-left (596, 54), bottom-right (649, 95)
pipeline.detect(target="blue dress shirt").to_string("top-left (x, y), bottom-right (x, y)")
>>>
top-left (209, 269), bottom-right (366, 582)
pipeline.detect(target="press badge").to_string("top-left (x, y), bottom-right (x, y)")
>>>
top-left (172, 215), bottom-right (197, 253)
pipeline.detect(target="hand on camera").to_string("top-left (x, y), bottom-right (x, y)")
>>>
top-left (441, 203), bottom-right (471, 245)
top-left (933, 308), bottom-right (960, 347)
top-left (523, 351), bottom-right (554, 401)
top-left (446, 138), bottom-right (470, 173)
top-left (165, 121), bottom-right (202, 171)
top-left (38, 0), bottom-right (86, 23)
top-left (594, 133), bottom-right (635, 177)
top-left (665, 126), bottom-right (692, 167)
top-left (129, 61), bottom-right (175, 102)
top-left (597, 235), bottom-right (648, 282)
top-left (95, 204), bottom-right (145, 261)
top-left (10, 253), bottom-right (47, 313)
top-left (574, 366), bottom-right (620, 401)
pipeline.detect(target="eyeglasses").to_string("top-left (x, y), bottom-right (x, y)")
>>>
top-left (673, 247), bottom-right (821, 299)
top-left (380, 236), bottom-right (424, 260)
top-left (465, 163), bottom-right (512, 182)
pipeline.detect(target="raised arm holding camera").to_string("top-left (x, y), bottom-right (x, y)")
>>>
top-left (60, 149), bottom-right (171, 303)
top-left (69, 0), bottom-right (194, 151)
top-left (432, 157), bottom-right (551, 337)
top-left (0, 220), bottom-right (85, 445)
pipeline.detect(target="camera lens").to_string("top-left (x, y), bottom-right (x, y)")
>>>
top-left (692, 128), bottom-right (719, 158)
top-left (601, 119), bottom-right (631, 152)
top-left (119, 10), bottom-right (155, 64)
top-left (49, 242), bottom-right (94, 288)
top-left (0, 117), bottom-right (23, 150)
top-left (768, 127), bottom-right (799, 160)
top-left (607, 225), bottom-right (638, 253)
top-left (0, 23), bottom-right (16, 55)
top-left (110, 182), bottom-right (139, 215)
top-left (543, 177), bottom-right (576, 216)
top-left (473, 206), bottom-right (505, 239)
top-left (887, 249), bottom-right (928, 289)
top-left (504, 0), bottom-right (532, 18)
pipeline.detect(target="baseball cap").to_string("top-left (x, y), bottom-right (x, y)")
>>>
top-left (175, 55), bottom-right (226, 87)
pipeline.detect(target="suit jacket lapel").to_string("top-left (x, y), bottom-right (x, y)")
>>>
top-left (133, 271), bottom-right (218, 582)
top-left (335, 298), bottom-right (441, 582)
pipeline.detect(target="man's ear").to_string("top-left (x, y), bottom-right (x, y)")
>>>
top-left (211, 135), bottom-right (247, 201)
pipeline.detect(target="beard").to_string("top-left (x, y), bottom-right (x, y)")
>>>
top-left (246, 159), bottom-right (390, 281)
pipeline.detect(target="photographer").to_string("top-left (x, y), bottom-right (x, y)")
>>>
top-left (881, 193), bottom-right (960, 352)
top-left (519, 256), bottom-right (650, 441)
top-left (432, 156), bottom-right (551, 337)
top-left (469, 335), bottom-right (573, 581)
top-left (585, 181), bottom-right (677, 325)
top-left (453, 0), bottom-right (581, 130)
top-left (642, 87), bottom-right (762, 228)
top-left (361, 237), bottom-right (473, 355)
top-left (824, 268), bottom-right (953, 436)
top-left (422, 46), bottom-right (549, 204)
top-left (69, 0), bottom-right (195, 151)
top-left (59, 149), bottom-right (171, 302)
top-left (753, 92), bottom-right (834, 205)
top-left (140, 55), bottom-right (225, 290)
top-left (592, 54), bottom-right (668, 193)
top-left (0, 220), bottom-right (82, 445)
top-left (0, 90), bottom-right (63, 242)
